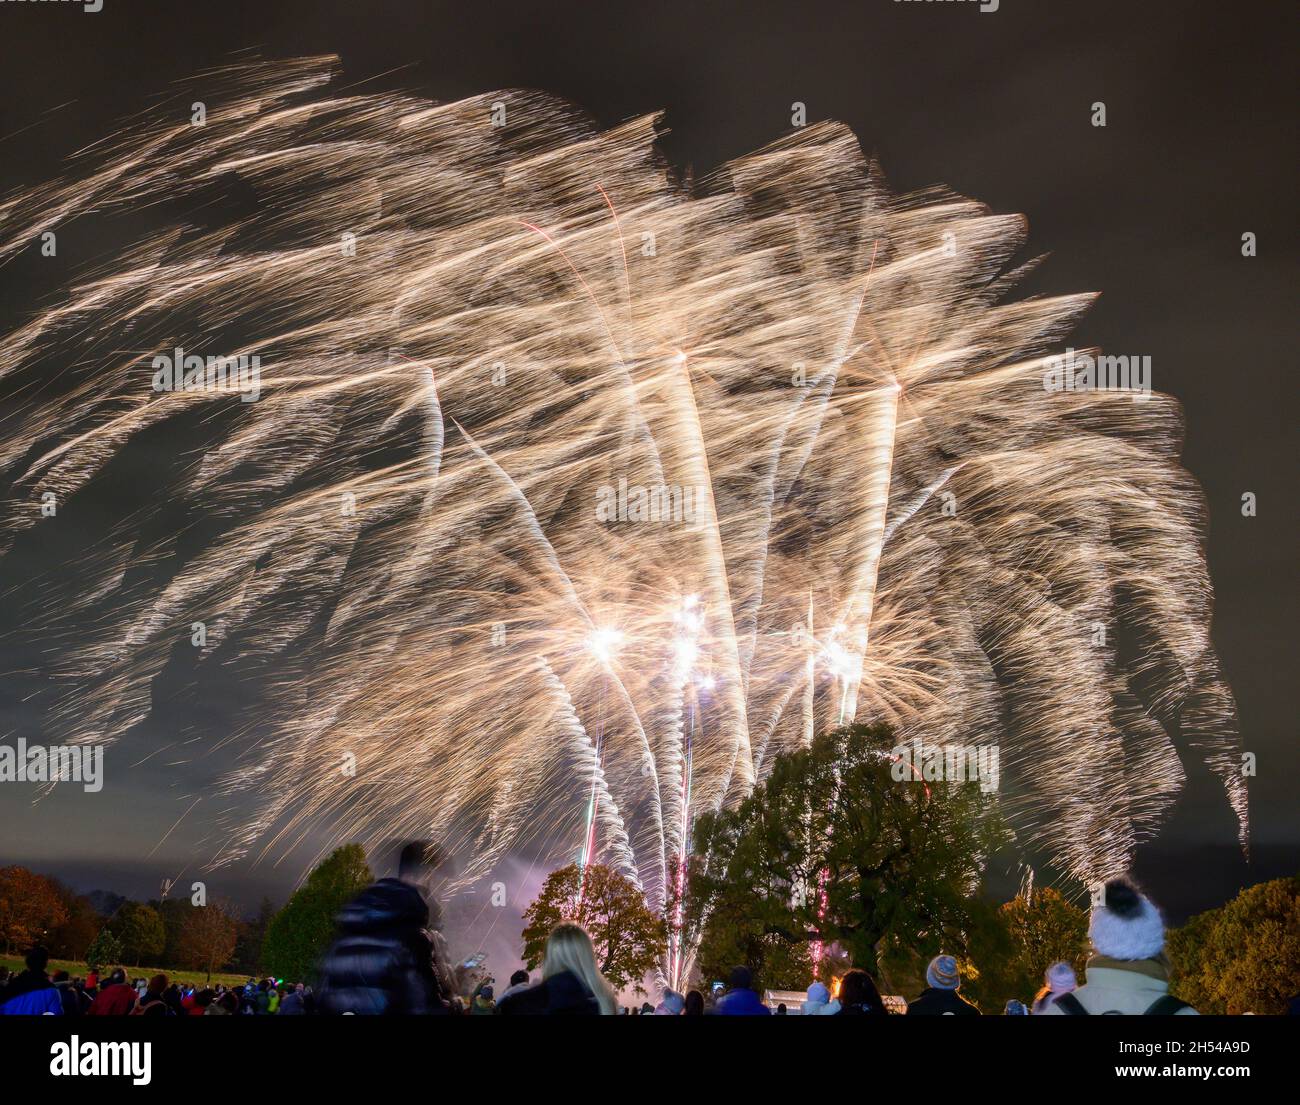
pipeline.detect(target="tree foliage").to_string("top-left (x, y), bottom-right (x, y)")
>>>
top-left (233, 896), bottom-right (275, 974)
top-left (46, 882), bottom-right (101, 961)
top-left (521, 863), bottom-right (666, 995)
top-left (1167, 875), bottom-right (1299, 1015)
top-left (155, 897), bottom-right (195, 967)
top-left (176, 900), bottom-right (240, 982)
top-left (685, 723), bottom-right (1007, 987)
top-left (262, 844), bottom-right (372, 983)
top-left (0, 865), bottom-right (68, 953)
top-left (84, 926), bottom-right (123, 972)
top-left (962, 887), bottom-right (1088, 1010)
top-left (108, 901), bottom-right (166, 966)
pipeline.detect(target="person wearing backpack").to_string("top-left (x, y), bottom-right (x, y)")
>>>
top-left (131, 974), bottom-right (171, 1016)
top-left (1041, 878), bottom-right (1197, 1016)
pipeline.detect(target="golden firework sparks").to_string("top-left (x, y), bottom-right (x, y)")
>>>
top-left (0, 57), bottom-right (1246, 923)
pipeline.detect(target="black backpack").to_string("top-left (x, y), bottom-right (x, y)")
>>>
top-left (1053, 992), bottom-right (1189, 1015)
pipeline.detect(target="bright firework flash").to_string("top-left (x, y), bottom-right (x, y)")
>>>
top-left (0, 57), bottom-right (1247, 985)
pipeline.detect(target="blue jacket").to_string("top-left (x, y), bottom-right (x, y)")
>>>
top-left (1, 972), bottom-right (64, 1015)
top-left (715, 987), bottom-right (771, 1016)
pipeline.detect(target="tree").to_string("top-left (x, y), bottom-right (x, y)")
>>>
top-left (233, 896), bottom-right (275, 974)
top-left (963, 887), bottom-right (1088, 1010)
top-left (262, 844), bottom-right (372, 983)
top-left (686, 723), bottom-right (1007, 986)
top-left (107, 902), bottom-right (166, 966)
top-left (85, 927), bottom-right (123, 973)
top-left (521, 863), bottom-right (666, 995)
top-left (0, 866), bottom-right (68, 953)
top-left (47, 883), bottom-right (101, 961)
top-left (1167, 875), bottom-right (1300, 1015)
top-left (156, 897), bottom-right (195, 967)
top-left (686, 864), bottom-right (814, 990)
top-left (176, 900), bottom-right (240, 983)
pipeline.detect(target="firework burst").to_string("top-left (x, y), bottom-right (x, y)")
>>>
top-left (0, 57), bottom-right (1245, 947)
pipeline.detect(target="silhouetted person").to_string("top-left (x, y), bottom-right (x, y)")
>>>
top-left (907, 956), bottom-right (980, 1016)
top-left (654, 988), bottom-right (685, 1015)
top-left (1040, 878), bottom-right (1196, 1016)
top-left (132, 974), bottom-right (170, 1016)
top-left (278, 982), bottom-right (307, 1015)
top-left (88, 968), bottom-right (138, 1016)
top-left (496, 922), bottom-right (616, 1015)
top-left (1031, 961), bottom-right (1078, 1014)
top-left (835, 969), bottom-right (889, 1016)
top-left (714, 966), bottom-right (770, 1015)
top-left (499, 969), bottom-right (530, 1002)
top-left (51, 970), bottom-right (84, 1017)
top-left (801, 980), bottom-right (840, 1016)
top-left (316, 841), bottom-right (452, 1014)
top-left (0, 947), bottom-right (63, 1016)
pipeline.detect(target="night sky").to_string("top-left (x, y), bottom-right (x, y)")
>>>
top-left (0, 0), bottom-right (1294, 927)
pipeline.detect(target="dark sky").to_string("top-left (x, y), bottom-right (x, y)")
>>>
top-left (0, 0), bottom-right (1294, 924)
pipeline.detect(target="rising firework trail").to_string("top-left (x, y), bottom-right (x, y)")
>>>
top-left (0, 58), bottom-right (1247, 971)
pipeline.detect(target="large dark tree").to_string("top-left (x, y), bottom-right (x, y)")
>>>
top-left (686, 723), bottom-right (1007, 983)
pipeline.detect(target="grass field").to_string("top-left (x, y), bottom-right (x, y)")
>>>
top-left (2, 955), bottom-right (251, 990)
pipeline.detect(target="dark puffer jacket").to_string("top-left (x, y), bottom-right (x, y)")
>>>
top-left (495, 970), bottom-right (602, 1015)
top-left (316, 878), bottom-right (451, 1015)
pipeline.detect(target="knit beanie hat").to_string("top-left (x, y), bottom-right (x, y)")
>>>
top-left (806, 981), bottom-right (830, 1005)
top-left (926, 954), bottom-right (960, 990)
top-left (1089, 879), bottom-right (1165, 960)
top-left (1045, 960), bottom-right (1078, 993)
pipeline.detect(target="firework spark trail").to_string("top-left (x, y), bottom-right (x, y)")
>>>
top-left (0, 57), bottom-right (1246, 942)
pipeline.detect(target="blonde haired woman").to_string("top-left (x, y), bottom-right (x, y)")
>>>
top-left (496, 922), bottom-right (618, 1015)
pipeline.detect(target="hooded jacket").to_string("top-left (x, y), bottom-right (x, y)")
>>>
top-left (801, 998), bottom-right (841, 1015)
top-left (1038, 956), bottom-right (1197, 1016)
top-left (0, 970), bottom-right (64, 1015)
top-left (316, 877), bottom-right (451, 1015)
top-left (800, 982), bottom-right (840, 1016)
